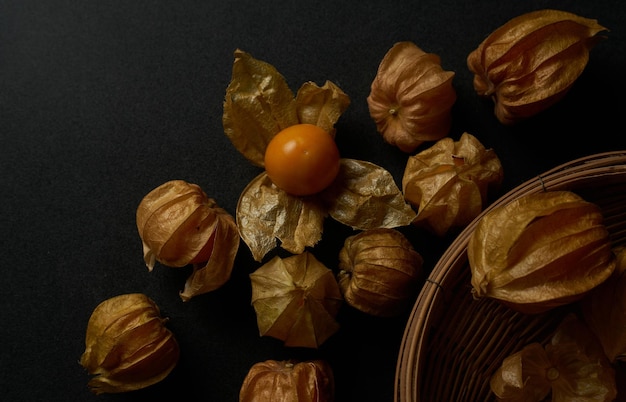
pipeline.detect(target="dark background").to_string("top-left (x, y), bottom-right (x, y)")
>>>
top-left (2, 1), bottom-right (625, 401)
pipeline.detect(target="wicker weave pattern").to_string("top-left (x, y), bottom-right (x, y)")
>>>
top-left (396, 151), bottom-right (626, 402)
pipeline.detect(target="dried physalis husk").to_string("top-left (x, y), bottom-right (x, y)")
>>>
top-left (468, 190), bottom-right (615, 314)
top-left (249, 252), bottom-right (342, 348)
top-left (223, 49), bottom-right (350, 167)
top-left (337, 228), bottom-right (423, 317)
top-left (367, 41), bottom-right (456, 153)
top-left (136, 180), bottom-right (240, 301)
top-left (490, 314), bottom-right (617, 401)
top-left (79, 293), bottom-right (179, 395)
top-left (467, 9), bottom-right (608, 125)
top-left (239, 359), bottom-right (334, 402)
top-left (581, 246), bottom-right (626, 363)
top-left (238, 159), bottom-right (416, 262)
top-left (490, 343), bottom-right (553, 401)
top-left (402, 132), bottom-right (503, 236)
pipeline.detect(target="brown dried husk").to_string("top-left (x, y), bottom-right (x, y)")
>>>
top-left (490, 314), bottom-right (617, 401)
top-left (581, 246), bottom-right (626, 363)
top-left (136, 180), bottom-right (240, 301)
top-left (224, 50), bottom-right (414, 260)
top-left (468, 190), bottom-right (616, 314)
top-left (402, 132), bottom-right (503, 237)
top-left (396, 151), bottom-right (626, 402)
top-left (237, 159), bottom-right (416, 262)
top-left (249, 252), bottom-right (342, 348)
top-left (467, 9), bottom-right (608, 125)
top-left (223, 49), bottom-right (350, 167)
top-left (239, 359), bottom-right (334, 402)
top-left (367, 41), bottom-right (456, 153)
top-left (79, 293), bottom-right (179, 395)
top-left (337, 228), bottom-right (423, 317)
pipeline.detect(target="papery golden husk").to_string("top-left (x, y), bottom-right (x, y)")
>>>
top-left (581, 246), bottom-right (626, 363)
top-left (79, 293), bottom-right (180, 395)
top-left (249, 252), bottom-right (342, 348)
top-left (490, 343), bottom-right (553, 401)
top-left (337, 228), bottom-right (423, 317)
top-left (467, 9), bottom-right (608, 125)
top-left (223, 49), bottom-right (350, 167)
top-left (468, 190), bottom-right (616, 314)
top-left (367, 41), bottom-right (456, 153)
top-left (136, 180), bottom-right (240, 301)
top-left (237, 159), bottom-right (416, 262)
top-left (402, 132), bottom-right (503, 237)
top-left (239, 359), bottom-right (334, 402)
top-left (490, 314), bottom-right (617, 401)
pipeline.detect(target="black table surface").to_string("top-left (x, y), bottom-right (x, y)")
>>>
top-left (3, 1), bottom-right (626, 401)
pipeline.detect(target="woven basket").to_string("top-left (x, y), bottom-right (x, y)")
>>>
top-left (395, 151), bottom-right (626, 402)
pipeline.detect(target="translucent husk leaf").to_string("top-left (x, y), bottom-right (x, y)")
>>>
top-left (180, 209), bottom-right (240, 301)
top-left (239, 359), bottom-right (334, 402)
top-left (581, 246), bottom-right (626, 362)
top-left (137, 180), bottom-right (218, 268)
top-left (79, 294), bottom-right (180, 395)
top-left (490, 343), bottom-right (553, 401)
top-left (249, 252), bottom-right (342, 348)
top-left (223, 49), bottom-right (299, 167)
top-left (296, 80), bottom-right (350, 137)
top-left (237, 159), bottom-right (415, 262)
top-left (337, 228), bottom-right (423, 317)
top-left (402, 132), bottom-right (503, 236)
top-left (468, 190), bottom-right (616, 314)
top-left (236, 172), bottom-right (328, 262)
top-left (367, 41), bottom-right (456, 153)
top-left (467, 9), bottom-right (608, 124)
top-left (490, 314), bottom-right (617, 401)
top-left (321, 158), bottom-right (417, 230)
top-left (137, 180), bottom-right (240, 300)
top-left (223, 49), bottom-right (349, 167)
top-left (546, 314), bottom-right (617, 401)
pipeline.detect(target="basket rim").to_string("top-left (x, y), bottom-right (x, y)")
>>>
top-left (395, 150), bottom-right (626, 402)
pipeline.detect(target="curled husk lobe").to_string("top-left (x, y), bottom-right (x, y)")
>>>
top-left (136, 180), bottom-right (240, 301)
top-left (367, 41), bottom-right (456, 153)
top-left (468, 190), bottom-right (615, 314)
top-left (239, 359), bottom-right (334, 402)
top-left (79, 293), bottom-right (179, 394)
top-left (337, 228), bottom-right (423, 317)
top-left (402, 132), bottom-right (503, 236)
top-left (467, 9), bottom-right (608, 124)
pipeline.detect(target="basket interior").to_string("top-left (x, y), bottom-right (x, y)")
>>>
top-left (396, 151), bottom-right (626, 402)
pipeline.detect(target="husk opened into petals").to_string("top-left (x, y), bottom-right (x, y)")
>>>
top-left (468, 190), bottom-right (616, 314)
top-left (402, 133), bottom-right (503, 236)
top-left (136, 180), bottom-right (240, 301)
top-left (224, 50), bottom-right (416, 261)
top-left (249, 252), bottom-right (342, 348)
top-left (467, 9), bottom-right (608, 124)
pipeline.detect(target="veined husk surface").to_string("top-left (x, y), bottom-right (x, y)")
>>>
top-left (239, 359), bottom-right (334, 402)
top-left (136, 180), bottom-right (240, 301)
top-left (249, 252), bottom-right (342, 348)
top-left (468, 190), bottom-right (615, 314)
top-left (467, 9), bottom-right (607, 124)
top-left (79, 293), bottom-right (180, 394)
